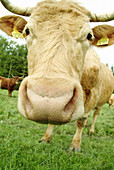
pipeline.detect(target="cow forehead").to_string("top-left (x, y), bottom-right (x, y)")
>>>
top-left (28, 0), bottom-right (90, 34)
top-left (32, 0), bottom-right (90, 16)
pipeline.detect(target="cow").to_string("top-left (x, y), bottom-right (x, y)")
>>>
top-left (0, 76), bottom-right (23, 97)
top-left (0, 0), bottom-right (114, 152)
top-left (108, 94), bottom-right (114, 110)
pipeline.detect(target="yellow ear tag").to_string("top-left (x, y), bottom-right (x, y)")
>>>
top-left (12, 27), bottom-right (24, 39)
top-left (97, 37), bottom-right (109, 46)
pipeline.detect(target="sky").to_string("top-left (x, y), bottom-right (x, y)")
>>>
top-left (0, 0), bottom-right (114, 68)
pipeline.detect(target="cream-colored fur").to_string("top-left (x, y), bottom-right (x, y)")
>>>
top-left (18, 0), bottom-right (92, 123)
top-left (40, 48), bottom-right (114, 151)
top-left (18, 0), bottom-right (114, 151)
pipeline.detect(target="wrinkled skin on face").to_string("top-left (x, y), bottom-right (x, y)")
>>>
top-left (18, 1), bottom-right (93, 124)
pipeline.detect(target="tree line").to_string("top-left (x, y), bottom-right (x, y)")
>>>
top-left (0, 36), bottom-right (28, 78)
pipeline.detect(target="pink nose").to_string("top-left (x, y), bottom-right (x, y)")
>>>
top-left (18, 77), bottom-right (84, 124)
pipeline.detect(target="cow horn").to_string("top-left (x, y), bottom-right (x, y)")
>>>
top-left (0, 0), bottom-right (33, 16)
top-left (90, 11), bottom-right (114, 22)
top-left (19, 75), bottom-right (24, 79)
top-left (11, 74), bottom-right (15, 78)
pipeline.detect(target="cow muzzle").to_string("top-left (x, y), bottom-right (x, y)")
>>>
top-left (18, 77), bottom-right (84, 124)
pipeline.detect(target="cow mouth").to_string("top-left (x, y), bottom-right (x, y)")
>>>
top-left (18, 78), bottom-right (84, 124)
top-left (24, 88), bottom-right (77, 124)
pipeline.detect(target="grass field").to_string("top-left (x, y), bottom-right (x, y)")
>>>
top-left (0, 89), bottom-right (114, 170)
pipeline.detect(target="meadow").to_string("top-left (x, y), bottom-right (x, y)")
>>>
top-left (0, 89), bottom-right (114, 170)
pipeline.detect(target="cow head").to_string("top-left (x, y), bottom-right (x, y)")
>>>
top-left (0, 0), bottom-right (114, 124)
top-left (11, 75), bottom-right (24, 85)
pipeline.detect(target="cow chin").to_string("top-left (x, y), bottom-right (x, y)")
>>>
top-left (18, 77), bottom-right (84, 125)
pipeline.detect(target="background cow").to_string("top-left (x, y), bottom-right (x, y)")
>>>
top-left (108, 94), bottom-right (114, 110)
top-left (0, 0), bottom-right (114, 152)
top-left (0, 76), bottom-right (23, 97)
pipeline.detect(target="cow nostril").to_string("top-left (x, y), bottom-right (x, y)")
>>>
top-left (64, 88), bottom-right (77, 114)
top-left (23, 84), bottom-right (33, 116)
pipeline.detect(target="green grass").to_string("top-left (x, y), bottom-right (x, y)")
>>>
top-left (0, 89), bottom-right (114, 170)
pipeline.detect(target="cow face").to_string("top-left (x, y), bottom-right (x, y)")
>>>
top-left (12, 76), bottom-right (20, 85)
top-left (10, 76), bottom-right (23, 85)
top-left (18, 1), bottom-right (94, 124)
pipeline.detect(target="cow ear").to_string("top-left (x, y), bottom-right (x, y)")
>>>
top-left (0, 15), bottom-right (27, 38)
top-left (92, 25), bottom-right (114, 47)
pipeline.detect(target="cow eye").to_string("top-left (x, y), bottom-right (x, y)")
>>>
top-left (87, 33), bottom-right (92, 40)
top-left (25, 28), bottom-right (30, 35)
